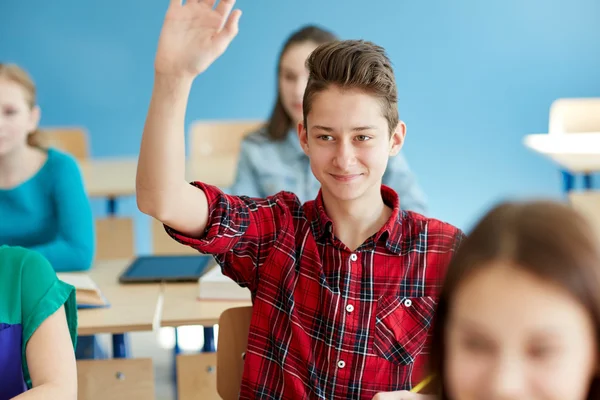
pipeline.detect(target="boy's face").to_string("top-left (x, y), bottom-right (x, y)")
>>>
top-left (298, 86), bottom-right (404, 203)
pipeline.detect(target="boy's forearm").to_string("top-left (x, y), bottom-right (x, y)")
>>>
top-left (136, 74), bottom-right (193, 219)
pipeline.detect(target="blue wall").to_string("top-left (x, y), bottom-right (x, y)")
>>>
top-left (2, 0), bottom-right (599, 247)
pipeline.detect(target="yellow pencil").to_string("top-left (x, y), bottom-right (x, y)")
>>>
top-left (410, 374), bottom-right (434, 393)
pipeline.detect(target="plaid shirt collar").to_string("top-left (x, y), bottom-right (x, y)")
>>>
top-left (308, 185), bottom-right (403, 254)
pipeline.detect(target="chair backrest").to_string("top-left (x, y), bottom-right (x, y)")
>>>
top-left (39, 127), bottom-right (90, 160)
top-left (189, 120), bottom-right (264, 158)
top-left (549, 98), bottom-right (600, 134)
top-left (217, 306), bottom-right (253, 400)
top-left (77, 358), bottom-right (155, 400)
top-left (176, 352), bottom-right (219, 400)
top-left (95, 217), bottom-right (136, 260)
top-left (151, 217), bottom-right (198, 255)
top-left (569, 191), bottom-right (600, 242)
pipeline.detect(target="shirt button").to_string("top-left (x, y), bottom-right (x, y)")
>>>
top-left (404, 299), bottom-right (412, 307)
top-left (337, 360), bottom-right (346, 369)
top-left (346, 304), bottom-right (354, 313)
top-left (350, 253), bottom-right (358, 261)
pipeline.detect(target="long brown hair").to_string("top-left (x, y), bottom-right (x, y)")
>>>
top-left (0, 63), bottom-right (44, 148)
top-left (266, 25), bottom-right (337, 141)
top-left (429, 200), bottom-right (600, 399)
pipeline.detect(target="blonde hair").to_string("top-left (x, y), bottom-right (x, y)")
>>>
top-left (0, 63), bottom-right (44, 148)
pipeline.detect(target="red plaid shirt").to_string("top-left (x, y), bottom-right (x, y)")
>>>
top-left (167, 183), bottom-right (463, 399)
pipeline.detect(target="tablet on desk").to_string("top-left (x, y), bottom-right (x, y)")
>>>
top-left (119, 255), bottom-right (215, 283)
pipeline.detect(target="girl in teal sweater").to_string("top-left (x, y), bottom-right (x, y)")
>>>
top-left (0, 63), bottom-right (94, 272)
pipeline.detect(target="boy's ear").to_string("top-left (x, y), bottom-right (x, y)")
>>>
top-left (389, 121), bottom-right (406, 156)
top-left (298, 121), bottom-right (310, 155)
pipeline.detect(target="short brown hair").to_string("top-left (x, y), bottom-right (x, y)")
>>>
top-left (0, 63), bottom-right (44, 148)
top-left (303, 40), bottom-right (399, 135)
top-left (429, 200), bottom-right (600, 399)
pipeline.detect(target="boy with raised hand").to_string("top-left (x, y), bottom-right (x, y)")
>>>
top-left (136, 1), bottom-right (462, 398)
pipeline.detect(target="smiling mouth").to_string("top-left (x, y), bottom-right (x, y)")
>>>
top-left (329, 173), bottom-right (363, 182)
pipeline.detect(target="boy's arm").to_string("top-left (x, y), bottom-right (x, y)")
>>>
top-left (136, 0), bottom-right (241, 236)
top-left (165, 183), bottom-right (294, 292)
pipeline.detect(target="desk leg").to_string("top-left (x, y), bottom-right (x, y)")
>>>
top-left (203, 326), bottom-right (215, 352)
top-left (562, 170), bottom-right (575, 193)
top-left (174, 328), bottom-right (181, 355)
top-left (76, 335), bottom-right (106, 360)
top-left (107, 197), bottom-right (117, 215)
top-left (172, 328), bottom-right (180, 393)
top-left (112, 334), bottom-right (130, 358)
top-left (584, 174), bottom-right (593, 190)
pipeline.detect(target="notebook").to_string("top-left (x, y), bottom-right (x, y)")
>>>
top-left (197, 265), bottom-right (251, 301)
top-left (57, 273), bottom-right (109, 309)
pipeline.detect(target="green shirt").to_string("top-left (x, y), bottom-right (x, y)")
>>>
top-left (0, 245), bottom-right (77, 398)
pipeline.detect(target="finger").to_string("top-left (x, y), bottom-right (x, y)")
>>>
top-left (372, 391), bottom-right (413, 400)
top-left (214, 0), bottom-right (236, 27)
top-left (170, 0), bottom-right (182, 6)
top-left (199, 0), bottom-right (217, 7)
top-left (372, 393), bottom-right (391, 400)
top-left (216, 8), bottom-right (241, 42)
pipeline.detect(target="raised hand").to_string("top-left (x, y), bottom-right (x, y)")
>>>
top-left (154, 0), bottom-right (242, 79)
top-left (372, 392), bottom-right (436, 400)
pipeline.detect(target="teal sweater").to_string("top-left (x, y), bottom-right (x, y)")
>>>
top-left (0, 149), bottom-right (95, 271)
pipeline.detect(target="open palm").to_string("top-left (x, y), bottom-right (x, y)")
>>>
top-left (155, 0), bottom-right (242, 78)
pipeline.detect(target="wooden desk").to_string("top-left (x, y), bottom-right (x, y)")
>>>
top-left (77, 259), bottom-right (163, 336)
top-left (79, 156), bottom-right (238, 199)
top-left (161, 282), bottom-right (250, 328)
top-left (79, 158), bottom-right (138, 198)
top-left (523, 132), bottom-right (600, 173)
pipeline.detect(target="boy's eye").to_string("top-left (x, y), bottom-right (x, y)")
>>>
top-left (318, 135), bottom-right (334, 141)
top-left (356, 135), bottom-right (371, 142)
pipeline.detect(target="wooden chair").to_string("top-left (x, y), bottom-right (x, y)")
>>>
top-left (569, 191), bottom-right (600, 242)
top-left (216, 306), bottom-right (253, 400)
top-left (175, 306), bottom-right (253, 400)
top-left (95, 217), bottom-right (136, 260)
top-left (549, 98), bottom-right (600, 134)
top-left (151, 217), bottom-right (198, 255)
top-left (176, 352), bottom-right (219, 400)
top-left (39, 127), bottom-right (90, 160)
top-left (77, 358), bottom-right (155, 400)
top-left (189, 120), bottom-right (264, 158)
